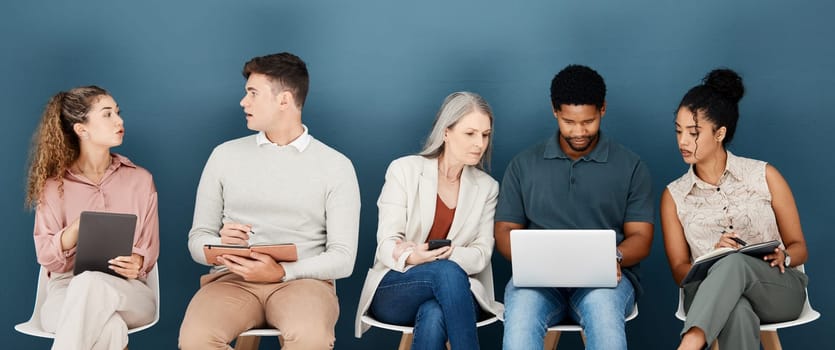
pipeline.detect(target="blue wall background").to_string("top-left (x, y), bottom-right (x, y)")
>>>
top-left (2, 1), bottom-right (833, 348)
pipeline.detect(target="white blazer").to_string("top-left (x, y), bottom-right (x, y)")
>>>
top-left (355, 155), bottom-right (503, 337)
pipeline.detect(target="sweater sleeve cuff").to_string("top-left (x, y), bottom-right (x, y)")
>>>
top-left (281, 263), bottom-right (295, 282)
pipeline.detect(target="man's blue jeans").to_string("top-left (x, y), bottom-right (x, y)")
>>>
top-left (502, 276), bottom-right (635, 350)
top-left (370, 260), bottom-right (480, 350)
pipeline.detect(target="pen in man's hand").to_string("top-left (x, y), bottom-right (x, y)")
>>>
top-left (730, 236), bottom-right (747, 246)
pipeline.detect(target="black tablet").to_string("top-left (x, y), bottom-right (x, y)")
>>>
top-left (73, 211), bottom-right (137, 278)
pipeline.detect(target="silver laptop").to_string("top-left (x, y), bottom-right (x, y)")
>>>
top-left (510, 229), bottom-right (617, 288)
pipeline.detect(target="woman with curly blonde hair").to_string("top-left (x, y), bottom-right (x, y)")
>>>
top-left (25, 86), bottom-right (159, 350)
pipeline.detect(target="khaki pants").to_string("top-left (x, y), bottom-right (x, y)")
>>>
top-left (683, 253), bottom-right (808, 350)
top-left (179, 271), bottom-right (339, 350)
top-left (41, 271), bottom-right (156, 350)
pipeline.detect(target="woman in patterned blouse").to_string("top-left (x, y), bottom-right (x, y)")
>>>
top-left (661, 69), bottom-right (809, 350)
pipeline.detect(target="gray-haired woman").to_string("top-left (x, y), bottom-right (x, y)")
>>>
top-left (355, 92), bottom-right (503, 349)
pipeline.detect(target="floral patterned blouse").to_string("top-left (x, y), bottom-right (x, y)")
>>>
top-left (667, 151), bottom-right (784, 260)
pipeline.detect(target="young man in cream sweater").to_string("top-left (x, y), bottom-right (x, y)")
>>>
top-left (180, 52), bottom-right (361, 350)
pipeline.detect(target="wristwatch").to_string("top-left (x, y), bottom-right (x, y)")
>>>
top-left (616, 248), bottom-right (623, 264)
top-left (783, 249), bottom-right (791, 268)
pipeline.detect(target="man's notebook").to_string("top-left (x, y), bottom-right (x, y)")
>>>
top-left (203, 244), bottom-right (298, 265)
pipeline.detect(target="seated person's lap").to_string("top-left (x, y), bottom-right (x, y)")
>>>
top-left (504, 277), bottom-right (634, 327)
top-left (181, 272), bottom-right (337, 343)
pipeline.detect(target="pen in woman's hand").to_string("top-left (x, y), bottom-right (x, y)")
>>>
top-left (730, 236), bottom-right (747, 246)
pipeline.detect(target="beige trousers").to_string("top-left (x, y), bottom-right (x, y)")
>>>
top-left (179, 271), bottom-right (339, 350)
top-left (41, 271), bottom-right (156, 350)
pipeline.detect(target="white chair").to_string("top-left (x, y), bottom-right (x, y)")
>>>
top-left (675, 265), bottom-right (820, 350)
top-left (15, 264), bottom-right (161, 347)
top-left (360, 313), bottom-right (500, 350)
top-left (234, 328), bottom-right (282, 350)
top-left (543, 302), bottom-right (638, 349)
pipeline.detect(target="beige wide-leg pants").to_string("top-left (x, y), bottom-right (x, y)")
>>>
top-left (41, 270), bottom-right (156, 350)
top-left (179, 271), bottom-right (339, 350)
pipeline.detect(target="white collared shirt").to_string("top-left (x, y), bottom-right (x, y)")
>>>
top-left (255, 124), bottom-right (313, 152)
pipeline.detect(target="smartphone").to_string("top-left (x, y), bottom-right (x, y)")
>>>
top-left (428, 239), bottom-right (452, 250)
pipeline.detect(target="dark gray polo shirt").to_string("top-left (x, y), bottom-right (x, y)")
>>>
top-left (496, 132), bottom-right (654, 297)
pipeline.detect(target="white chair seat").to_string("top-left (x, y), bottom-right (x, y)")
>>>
top-left (674, 264), bottom-right (820, 350)
top-left (361, 314), bottom-right (500, 334)
top-left (238, 328), bottom-right (281, 337)
top-left (234, 328), bottom-right (281, 350)
top-left (546, 302), bottom-right (639, 332)
top-left (675, 289), bottom-right (820, 328)
top-left (15, 265), bottom-right (161, 338)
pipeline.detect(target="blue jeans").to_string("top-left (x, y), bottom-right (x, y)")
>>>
top-left (502, 276), bottom-right (635, 350)
top-left (370, 260), bottom-right (480, 350)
